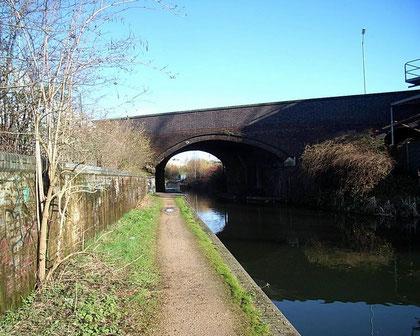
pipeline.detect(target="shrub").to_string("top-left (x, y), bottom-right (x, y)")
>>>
top-left (302, 133), bottom-right (394, 196)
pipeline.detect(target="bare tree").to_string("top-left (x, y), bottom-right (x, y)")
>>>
top-left (0, 1), bottom-right (35, 154)
top-left (88, 119), bottom-right (153, 172)
top-left (1, 0), bottom-right (176, 286)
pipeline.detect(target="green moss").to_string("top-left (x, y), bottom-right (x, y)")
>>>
top-left (175, 196), bottom-right (270, 336)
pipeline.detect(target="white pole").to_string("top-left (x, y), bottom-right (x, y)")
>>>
top-left (362, 28), bottom-right (367, 94)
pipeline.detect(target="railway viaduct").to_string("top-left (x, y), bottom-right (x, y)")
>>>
top-left (126, 89), bottom-right (420, 198)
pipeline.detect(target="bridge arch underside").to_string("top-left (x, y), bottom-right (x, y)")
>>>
top-left (155, 139), bottom-right (291, 198)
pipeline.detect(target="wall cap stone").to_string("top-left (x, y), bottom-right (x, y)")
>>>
top-left (0, 151), bottom-right (145, 178)
top-left (0, 152), bottom-right (147, 177)
top-left (61, 162), bottom-right (145, 177)
top-left (0, 151), bottom-right (36, 172)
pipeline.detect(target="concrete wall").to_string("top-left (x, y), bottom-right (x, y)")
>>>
top-left (0, 152), bottom-right (148, 314)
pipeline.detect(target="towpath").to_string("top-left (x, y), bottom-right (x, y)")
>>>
top-left (152, 194), bottom-right (244, 336)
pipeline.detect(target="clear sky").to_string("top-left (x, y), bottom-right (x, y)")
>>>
top-left (99, 0), bottom-right (420, 118)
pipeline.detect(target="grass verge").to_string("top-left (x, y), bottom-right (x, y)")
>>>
top-left (175, 196), bottom-right (271, 336)
top-left (0, 195), bottom-right (161, 336)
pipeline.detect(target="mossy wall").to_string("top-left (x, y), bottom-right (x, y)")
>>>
top-left (0, 152), bottom-right (147, 314)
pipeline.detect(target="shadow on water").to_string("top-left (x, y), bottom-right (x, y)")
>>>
top-left (186, 193), bottom-right (420, 336)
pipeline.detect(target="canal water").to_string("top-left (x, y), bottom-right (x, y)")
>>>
top-left (186, 193), bottom-right (420, 336)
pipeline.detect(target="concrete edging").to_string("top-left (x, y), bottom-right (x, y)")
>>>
top-left (0, 152), bottom-right (35, 172)
top-left (183, 197), bottom-right (300, 336)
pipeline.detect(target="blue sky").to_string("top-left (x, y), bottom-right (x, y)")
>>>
top-left (100, 0), bottom-right (420, 117)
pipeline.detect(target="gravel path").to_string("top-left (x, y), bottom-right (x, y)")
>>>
top-left (153, 194), bottom-right (244, 336)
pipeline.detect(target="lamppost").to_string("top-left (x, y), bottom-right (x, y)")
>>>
top-left (362, 28), bottom-right (367, 94)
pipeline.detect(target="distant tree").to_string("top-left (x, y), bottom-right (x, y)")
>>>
top-left (166, 158), bottom-right (224, 192)
top-left (183, 158), bottom-right (215, 180)
top-left (0, 1), bottom-right (35, 155)
top-left (165, 163), bottom-right (182, 180)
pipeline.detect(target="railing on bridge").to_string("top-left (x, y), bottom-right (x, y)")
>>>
top-left (405, 59), bottom-right (420, 87)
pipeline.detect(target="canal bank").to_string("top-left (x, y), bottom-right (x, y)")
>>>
top-left (154, 193), bottom-right (299, 335)
top-left (179, 195), bottom-right (300, 336)
top-left (154, 194), bottom-right (246, 335)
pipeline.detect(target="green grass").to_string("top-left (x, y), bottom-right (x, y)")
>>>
top-left (0, 195), bottom-right (162, 336)
top-left (175, 196), bottom-right (271, 336)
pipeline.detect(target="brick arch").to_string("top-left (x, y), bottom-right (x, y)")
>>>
top-left (154, 134), bottom-right (290, 194)
top-left (155, 133), bottom-right (290, 166)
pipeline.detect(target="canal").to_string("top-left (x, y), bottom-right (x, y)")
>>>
top-left (186, 193), bottom-right (420, 336)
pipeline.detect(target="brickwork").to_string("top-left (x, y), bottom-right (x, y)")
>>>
top-left (129, 90), bottom-right (420, 196)
top-left (132, 89), bottom-right (420, 161)
top-left (0, 152), bottom-right (147, 313)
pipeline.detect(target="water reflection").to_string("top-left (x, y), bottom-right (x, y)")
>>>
top-left (189, 193), bottom-right (227, 234)
top-left (275, 300), bottom-right (420, 336)
top-left (186, 193), bottom-right (420, 336)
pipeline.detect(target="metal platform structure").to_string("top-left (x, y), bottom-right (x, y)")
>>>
top-left (405, 59), bottom-right (420, 87)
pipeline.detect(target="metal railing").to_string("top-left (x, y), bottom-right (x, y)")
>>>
top-left (405, 59), bottom-right (420, 86)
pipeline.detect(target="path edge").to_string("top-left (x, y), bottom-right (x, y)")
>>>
top-left (182, 197), bottom-right (300, 336)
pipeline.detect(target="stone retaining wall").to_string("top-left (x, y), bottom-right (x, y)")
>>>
top-left (0, 152), bottom-right (148, 313)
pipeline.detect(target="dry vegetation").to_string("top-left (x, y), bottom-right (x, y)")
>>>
top-left (302, 133), bottom-right (394, 196)
top-left (75, 119), bottom-right (153, 173)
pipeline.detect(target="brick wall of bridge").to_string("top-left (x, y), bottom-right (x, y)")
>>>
top-left (0, 152), bottom-right (147, 314)
top-left (134, 90), bottom-right (420, 160)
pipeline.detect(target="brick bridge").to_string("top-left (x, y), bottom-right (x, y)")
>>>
top-left (126, 89), bottom-right (420, 197)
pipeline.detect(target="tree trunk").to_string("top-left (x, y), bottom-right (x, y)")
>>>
top-left (37, 187), bottom-right (53, 287)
